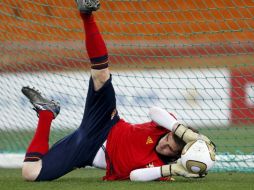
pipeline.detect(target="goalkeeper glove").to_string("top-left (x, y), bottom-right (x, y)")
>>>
top-left (149, 106), bottom-right (215, 145)
top-left (161, 160), bottom-right (200, 178)
top-left (174, 124), bottom-right (210, 143)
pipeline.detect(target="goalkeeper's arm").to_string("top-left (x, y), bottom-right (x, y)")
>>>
top-left (130, 162), bottom-right (199, 182)
top-left (149, 107), bottom-right (211, 143)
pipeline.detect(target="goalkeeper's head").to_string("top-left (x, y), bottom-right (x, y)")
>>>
top-left (156, 127), bottom-right (198, 163)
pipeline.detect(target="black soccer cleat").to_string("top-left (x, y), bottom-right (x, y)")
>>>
top-left (21, 86), bottom-right (60, 119)
top-left (75, 0), bottom-right (100, 14)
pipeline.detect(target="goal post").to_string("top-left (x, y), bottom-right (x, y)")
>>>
top-left (0, 0), bottom-right (254, 171)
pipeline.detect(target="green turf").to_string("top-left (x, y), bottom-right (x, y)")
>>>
top-left (1, 127), bottom-right (254, 154)
top-left (0, 168), bottom-right (253, 190)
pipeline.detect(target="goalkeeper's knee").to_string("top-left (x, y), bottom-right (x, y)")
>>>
top-left (22, 161), bottom-right (42, 181)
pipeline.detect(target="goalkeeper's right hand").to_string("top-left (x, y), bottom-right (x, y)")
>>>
top-left (130, 160), bottom-right (203, 181)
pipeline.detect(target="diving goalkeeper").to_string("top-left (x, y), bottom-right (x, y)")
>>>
top-left (21, 0), bottom-right (214, 182)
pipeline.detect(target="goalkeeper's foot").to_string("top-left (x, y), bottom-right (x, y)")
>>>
top-left (22, 86), bottom-right (60, 119)
top-left (75, 0), bottom-right (100, 14)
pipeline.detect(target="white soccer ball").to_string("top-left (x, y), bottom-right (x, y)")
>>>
top-left (181, 139), bottom-right (216, 174)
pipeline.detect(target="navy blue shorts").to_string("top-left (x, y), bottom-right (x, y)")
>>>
top-left (36, 76), bottom-right (120, 181)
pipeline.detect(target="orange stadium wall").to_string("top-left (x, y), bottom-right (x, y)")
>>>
top-left (1, 0), bottom-right (253, 71)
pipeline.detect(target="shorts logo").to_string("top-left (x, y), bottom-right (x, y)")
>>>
top-left (111, 109), bottom-right (117, 120)
top-left (146, 136), bottom-right (154, 144)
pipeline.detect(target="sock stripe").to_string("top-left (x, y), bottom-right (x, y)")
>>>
top-left (24, 152), bottom-right (43, 162)
top-left (24, 158), bottom-right (41, 162)
top-left (90, 55), bottom-right (109, 70)
top-left (91, 62), bottom-right (109, 70)
top-left (25, 156), bottom-right (41, 160)
top-left (90, 54), bottom-right (108, 64)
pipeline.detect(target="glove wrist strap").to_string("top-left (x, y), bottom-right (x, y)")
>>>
top-left (161, 165), bottom-right (173, 177)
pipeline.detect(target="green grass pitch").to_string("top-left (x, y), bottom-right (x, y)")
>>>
top-left (0, 168), bottom-right (253, 190)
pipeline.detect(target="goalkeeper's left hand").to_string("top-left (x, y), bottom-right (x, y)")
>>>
top-left (174, 124), bottom-right (212, 143)
top-left (175, 124), bottom-right (217, 153)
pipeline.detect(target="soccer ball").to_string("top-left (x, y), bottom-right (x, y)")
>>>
top-left (181, 139), bottom-right (216, 174)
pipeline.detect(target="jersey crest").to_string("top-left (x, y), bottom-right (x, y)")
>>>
top-left (146, 136), bottom-right (154, 144)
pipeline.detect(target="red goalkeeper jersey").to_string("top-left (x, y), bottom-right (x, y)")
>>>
top-left (103, 119), bottom-right (169, 180)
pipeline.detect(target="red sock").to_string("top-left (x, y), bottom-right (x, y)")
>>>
top-left (80, 13), bottom-right (108, 70)
top-left (24, 111), bottom-right (54, 162)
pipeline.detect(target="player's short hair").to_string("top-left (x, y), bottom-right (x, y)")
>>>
top-left (172, 134), bottom-right (186, 153)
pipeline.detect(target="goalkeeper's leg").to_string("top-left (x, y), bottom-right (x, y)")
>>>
top-left (21, 87), bottom-right (60, 181)
top-left (22, 112), bottom-right (53, 181)
top-left (22, 0), bottom-right (109, 181)
top-left (78, 0), bottom-right (110, 91)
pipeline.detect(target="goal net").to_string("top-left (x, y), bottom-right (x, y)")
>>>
top-left (0, 0), bottom-right (254, 171)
